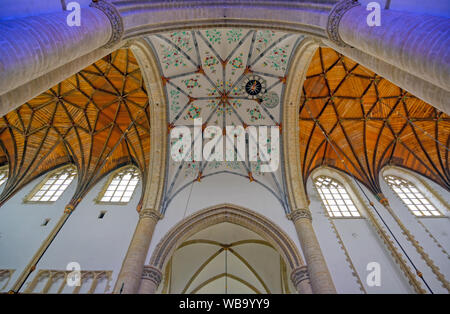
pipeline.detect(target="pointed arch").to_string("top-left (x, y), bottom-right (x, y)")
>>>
top-left (149, 203), bottom-right (305, 272)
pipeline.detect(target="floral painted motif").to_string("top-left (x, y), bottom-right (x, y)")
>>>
top-left (230, 53), bottom-right (244, 75)
top-left (205, 29), bottom-right (222, 44)
top-left (206, 99), bottom-right (219, 111)
top-left (247, 106), bottom-right (265, 122)
top-left (161, 44), bottom-right (187, 69)
top-left (231, 84), bottom-right (244, 97)
top-left (206, 86), bottom-right (219, 97)
top-left (181, 76), bottom-right (202, 94)
top-left (184, 104), bottom-right (202, 120)
top-left (226, 29), bottom-right (243, 44)
top-left (169, 31), bottom-right (193, 53)
top-left (213, 99), bottom-right (242, 117)
top-left (203, 53), bottom-right (219, 73)
top-left (213, 79), bottom-right (233, 92)
top-left (254, 30), bottom-right (276, 54)
top-left (263, 44), bottom-right (290, 71)
top-left (169, 89), bottom-right (181, 114)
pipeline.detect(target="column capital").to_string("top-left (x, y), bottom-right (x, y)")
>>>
top-left (326, 0), bottom-right (361, 47)
top-left (376, 193), bottom-right (390, 206)
top-left (290, 265), bottom-right (310, 287)
top-left (139, 208), bottom-right (163, 221)
top-left (142, 265), bottom-right (163, 287)
top-left (64, 204), bottom-right (75, 214)
top-left (90, 0), bottom-right (124, 48)
top-left (288, 208), bottom-right (312, 222)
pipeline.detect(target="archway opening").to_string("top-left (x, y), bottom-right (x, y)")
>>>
top-left (159, 222), bottom-right (295, 294)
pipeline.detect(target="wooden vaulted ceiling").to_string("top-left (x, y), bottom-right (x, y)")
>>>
top-left (0, 49), bottom-right (150, 207)
top-left (300, 47), bottom-right (450, 194)
top-left (0, 45), bottom-right (448, 208)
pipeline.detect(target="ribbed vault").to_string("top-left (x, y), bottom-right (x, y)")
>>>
top-left (300, 47), bottom-right (450, 194)
top-left (0, 49), bottom-right (150, 206)
top-left (0, 43), bottom-right (448, 209)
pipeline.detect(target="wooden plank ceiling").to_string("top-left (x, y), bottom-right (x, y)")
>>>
top-left (0, 49), bottom-right (150, 207)
top-left (300, 47), bottom-right (449, 194)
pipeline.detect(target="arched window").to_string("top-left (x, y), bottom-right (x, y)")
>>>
top-left (28, 166), bottom-right (76, 202)
top-left (99, 167), bottom-right (140, 203)
top-left (0, 168), bottom-right (8, 186)
top-left (313, 175), bottom-right (361, 218)
top-left (384, 175), bottom-right (442, 217)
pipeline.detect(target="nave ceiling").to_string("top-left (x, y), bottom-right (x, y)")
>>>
top-left (0, 29), bottom-right (448, 209)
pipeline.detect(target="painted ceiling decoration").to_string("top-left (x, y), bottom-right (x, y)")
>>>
top-left (0, 49), bottom-right (150, 207)
top-left (0, 32), bottom-right (447, 212)
top-left (300, 47), bottom-right (450, 194)
top-left (147, 28), bottom-right (304, 213)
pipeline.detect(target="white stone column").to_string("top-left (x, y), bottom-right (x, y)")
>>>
top-left (327, 0), bottom-right (450, 113)
top-left (114, 209), bottom-right (161, 294)
top-left (0, 9), bottom-right (110, 95)
top-left (291, 265), bottom-right (313, 294)
top-left (138, 266), bottom-right (163, 294)
top-left (289, 209), bottom-right (336, 294)
top-left (0, 1), bottom-right (125, 116)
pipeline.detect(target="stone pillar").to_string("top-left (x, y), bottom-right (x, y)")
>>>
top-left (0, 1), bottom-right (124, 115)
top-left (138, 266), bottom-right (163, 294)
top-left (114, 209), bottom-right (161, 294)
top-left (326, 0), bottom-right (450, 113)
top-left (291, 265), bottom-right (313, 294)
top-left (289, 209), bottom-right (336, 294)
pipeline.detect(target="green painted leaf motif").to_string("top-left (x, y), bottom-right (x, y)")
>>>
top-left (205, 29), bottom-right (222, 44)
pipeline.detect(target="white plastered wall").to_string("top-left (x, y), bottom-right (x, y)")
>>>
top-left (380, 166), bottom-right (450, 289)
top-left (308, 167), bottom-right (413, 293)
top-left (146, 173), bottom-right (304, 274)
top-left (0, 165), bottom-right (141, 293)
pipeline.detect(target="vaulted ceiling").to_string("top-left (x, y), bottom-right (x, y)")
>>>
top-left (147, 29), bottom-right (302, 213)
top-left (0, 37), bottom-right (447, 208)
top-left (0, 49), bottom-right (150, 206)
top-left (299, 47), bottom-right (450, 194)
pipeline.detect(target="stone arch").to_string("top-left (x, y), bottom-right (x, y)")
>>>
top-left (381, 165), bottom-right (450, 214)
top-left (149, 203), bottom-right (305, 272)
top-left (282, 36), bottom-right (320, 213)
top-left (310, 166), bottom-right (374, 218)
top-left (128, 38), bottom-right (167, 213)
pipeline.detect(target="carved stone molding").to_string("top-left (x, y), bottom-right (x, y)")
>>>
top-left (142, 266), bottom-right (163, 286)
top-left (290, 266), bottom-right (310, 287)
top-left (90, 0), bottom-right (124, 48)
top-left (289, 209), bottom-right (312, 222)
top-left (326, 0), bottom-right (360, 47)
top-left (139, 208), bottom-right (163, 221)
top-left (150, 203), bottom-right (305, 271)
